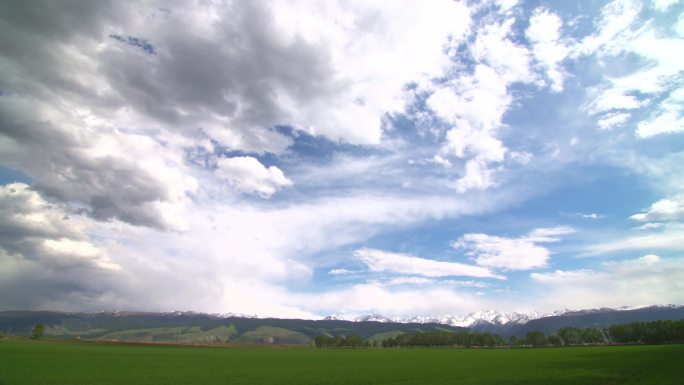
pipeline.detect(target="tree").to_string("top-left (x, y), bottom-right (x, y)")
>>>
top-left (547, 334), bottom-right (562, 346)
top-left (558, 327), bottom-right (582, 346)
top-left (525, 331), bottom-right (547, 347)
top-left (32, 324), bottom-right (45, 340)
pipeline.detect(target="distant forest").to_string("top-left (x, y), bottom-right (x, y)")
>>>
top-left (315, 318), bottom-right (684, 348)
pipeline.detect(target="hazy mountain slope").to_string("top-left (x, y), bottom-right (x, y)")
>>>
top-left (1, 305), bottom-right (681, 343)
top-left (0, 311), bottom-right (466, 343)
top-left (503, 306), bottom-right (684, 338)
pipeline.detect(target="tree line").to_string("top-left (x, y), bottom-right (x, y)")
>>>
top-left (381, 331), bottom-right (507, 348)
top-left (314, 318), bottom-right (684, 348)
top-left (608, 319), bottom-right (684, 344)
top-left (314, 334), bottom-right (369, 348)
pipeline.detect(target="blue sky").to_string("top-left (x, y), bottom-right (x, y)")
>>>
top-left (0, 0), bottom-right (683, 318)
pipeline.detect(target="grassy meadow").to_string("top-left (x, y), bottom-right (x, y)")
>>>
top-left (1, 338), bottom-right (682, 385)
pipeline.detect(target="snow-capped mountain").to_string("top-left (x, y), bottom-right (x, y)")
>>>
top-left (324, 309), bottom-right (566, 328)
top-left (396, 309), bottom-right (568, 328)
top-left (328, 304), bottom-right (684, 330)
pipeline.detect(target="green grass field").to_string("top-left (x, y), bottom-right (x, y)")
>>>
top-left (1, 338), bottom-right (682, 385)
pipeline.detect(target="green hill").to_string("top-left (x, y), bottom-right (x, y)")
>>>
top-left (235, 326), bottom-right (311, 345)
top-left (0, 311), bottom-right (466, 345)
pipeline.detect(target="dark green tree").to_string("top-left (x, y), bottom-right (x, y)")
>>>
top-left (32, 324), bottom-right (45, 340)
top-left (525, 331), bottom-right (547, 347)
top-left (547, 334), bottom-right (562, 346)
top-left (558, 327), bottom-right (582, 345)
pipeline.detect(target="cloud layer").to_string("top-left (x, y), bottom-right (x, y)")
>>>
top-left (0, 0), bottom-right (683, 317)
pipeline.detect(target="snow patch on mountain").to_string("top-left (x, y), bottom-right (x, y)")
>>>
top-left (326, 305), bottom-right (684, 328)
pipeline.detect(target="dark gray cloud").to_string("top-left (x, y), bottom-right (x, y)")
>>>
top-left (0, 0), bottom-right (344, 228)
top-left (0, 183), bottom-right (118, 269)
top-left (0, 183), bottom-right (121, 310)
top-left (0, 101), bottom-right (191, 229)
top-left (0, 0), bottom-right (469, 230)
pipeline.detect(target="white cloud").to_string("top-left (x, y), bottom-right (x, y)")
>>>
top-left (574, 0), bottom-right (642, 56)
top-left (630, 194), bottom-right (684, 222)
top-left (1, 0), bottom-right (681, 318)
top-left (576, 0), bottom-right (684, 138)
top-left (526, 8), bottom-right (569, 91)
top-left (186, 0), bottom-right (469, 146)
top-left (471, 18), bottom-right (535, 85)
top-left (597, 111), bottom-right (631, 130)
top-left (376, 277), bottom-right (489, 288)
top-left (633, 222), bottom-right (665, 231)
top-left (636, 87), bottom-right (684, 138)
top-left (432, 155), bottom-right (452, 168)
top-left (0, 96), bottom-right (198, 230)
top-left (328, 268), bottom-right (353, 275)
top-left (530, 254), bottom-right (684, 309)
top-left (216, 156), bottom-right (293, 198)
top-left (496, 0), bottom-right (520, 12)
top-left (290, 283), bottom-right (490, 318)
top-left (527, 226), bottom-right (576, 240)
top-left (454, 226), bottom-right (574, 270)
top-left (0, 183), bottom-right (118, 271)
top-left (426, 11), bottom-right (548, 192)
top-left (637, 111), bottom-right (684, 138)
top-left (561, 212), bottom-right (602, 219)
top-left (0, 0), bottom-right (473, 233)
top-left (586, 223), bottom-right (684, 255)
top-left (651, 0), bottom-right (681, 11)
top-left (441, 119), bottom-right (508, 163)
top-left (0, 183), bottom-right (123, 310)
top-left (354, 248), bottom-right (505, 279)
top-left (452, 159), bottom-right (498, 193)
top-left (377, 276), bottom-right (436, 286)
top-left (585, 86), bottom-right (644, 115)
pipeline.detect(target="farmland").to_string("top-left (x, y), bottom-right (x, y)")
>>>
top-left (1, 338), bottom-right (682, 385)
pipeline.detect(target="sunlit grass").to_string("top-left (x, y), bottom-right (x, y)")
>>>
top-left (1, 338), bottom-right (682, 385)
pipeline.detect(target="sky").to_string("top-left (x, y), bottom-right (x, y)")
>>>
top-left (0, 0), bottom-right (683, 319)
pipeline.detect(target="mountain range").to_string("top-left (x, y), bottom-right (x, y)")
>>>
top-left (345, 305), bottom-right (684, 338)
top-left (1, 305), bottom-right (682, 344)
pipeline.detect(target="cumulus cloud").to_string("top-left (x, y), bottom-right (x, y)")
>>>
top-left (526, 8), bottom-right (569, 91)
top-left (0, 183), bottom-right (118, 270)
top-left (0, 183), bottom-right (123, 310)
top-left (574, 0), bottom-right (642, 57)
top-left (597, 112), bottom-right (631, 130)
top-left (216, 156), bottom-right (292, 198)
top-left (0, 97), bottom-right (197, 230)
top-left (636, 87), bottom-right (684, 138)
top-left (651, 0), bottom-right (680, 11)
top-left (630, 194), bottom-right (684, 222)
top-left (95, 0), bottom-right (471, 147)
top-left (454, 226), bottom-right (575, 270)
top-left (0, 0), bottom-right (472, 231)
top-left (426, 10), bottom-right (550, 192)
top-left (354, 248), bottom-right (504, 279)
top-left (530, 254), bottom-right (684, 309)
top-left (1, 0), bottom-right (681, 318)
top-left (452, 159), bottom-right (499, 193)
top-left (576, 0), bottom-right (684, 138)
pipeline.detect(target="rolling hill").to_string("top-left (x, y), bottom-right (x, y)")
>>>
top-left (1, 305), bottom-right (682, 344)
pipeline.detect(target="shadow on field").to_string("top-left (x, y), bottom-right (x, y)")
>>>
top-left (499, 346), bottom-right (677, 385)
top-left (499, 375), bottom-right (620, 385)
